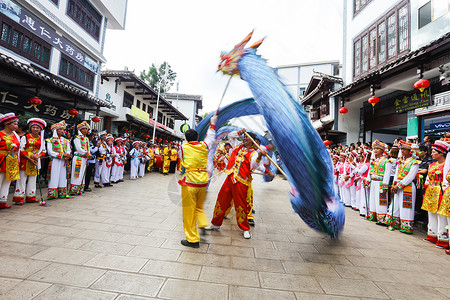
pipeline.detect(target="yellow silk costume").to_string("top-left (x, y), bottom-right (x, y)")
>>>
top-left (162, 147), bottom-right (170, 173)
top-left (438, 170), bottom-right (450, 217)
top-left (422, 162), bottom-right (444, 213)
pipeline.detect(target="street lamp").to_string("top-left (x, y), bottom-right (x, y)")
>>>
top-left (152, 69), bottom-right (176, 142)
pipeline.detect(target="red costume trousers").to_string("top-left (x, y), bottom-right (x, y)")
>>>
top-left (211, 175), bottom-right (250, 231)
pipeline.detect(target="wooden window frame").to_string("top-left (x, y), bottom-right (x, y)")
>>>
top-left (66, 0), bottom-right (101, 41)
top-left (123, 91), bottom-right (134, 109)
top-left (352, 0), bottom-right (410, 80)
top-left (353, 0), bottom-right (374, 17)
top-left (59, 54), bottom-right (95, 91)
top-left (0, 14), bottom-right (51, 69)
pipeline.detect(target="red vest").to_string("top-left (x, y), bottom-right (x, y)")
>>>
top-left (225, 144), bottom-right (256, 186)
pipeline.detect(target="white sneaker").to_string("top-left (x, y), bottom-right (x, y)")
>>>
top-left (204, 224), bottom-right (220, 230)
top-left (243, 231), bottom-right (251, 239)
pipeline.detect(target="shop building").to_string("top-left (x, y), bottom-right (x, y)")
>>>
top-left (331, 0), bottom-right (450, 144)
top-left (164, 93), bottom-right (203, 134)
top-left (0, 0), bottom-right (127, 123)
top-left (98, 70), bottom-right (188, 142)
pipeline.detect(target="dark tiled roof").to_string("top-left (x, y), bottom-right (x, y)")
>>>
top-left (330, 32), bottom-right (450, 98)
top-left (0, 53), bottom-right (112, 108)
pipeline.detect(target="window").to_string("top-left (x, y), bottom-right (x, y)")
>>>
top-left (352, 1), bottom-right (409, 79)
top-left (67, 0), bottom-right (101, 41)
top-left (418, 0), bottom-right (447, 29)
top-left (354, 0), bottom-right (373, 16)
top-left (123, 91), bottom-right (134, 108)
top-left (142, 103), bottom-right (146, 112)
top-left (0, 15), bottom-right (51, 68)
top-left (59, 54), bottom-right (95, 90)
top-left (157, 113), bottom-right (162, 123)
top-left (50, 0), bottom-right (58, 5)
top-left (136, 100), bottom-right (141, 109)
top-left (147, 105), bottom-right (153, 115)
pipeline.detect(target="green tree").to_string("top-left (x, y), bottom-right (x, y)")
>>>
top-left (139, 62), bottom-right (176, 94)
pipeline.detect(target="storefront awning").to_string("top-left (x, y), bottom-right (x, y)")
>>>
top-left (125, 114), bottom-right (182, 141)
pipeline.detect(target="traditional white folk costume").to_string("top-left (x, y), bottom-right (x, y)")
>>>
top-left (439, 144), bottom-right (450, 254)
top-left (0, 113), bottom-right (20, 209)
top-left (13, 118), bottom-right (46, 204)
top-left (94, 130), bottom-right (107, 187)
top-left (337, 153), bottom-right (347, 204)
top-left (348, 151), bottom-right (358, 209)
top-left (69, 121), bottom-right (91, 196)
top-left (99, 135), bottom-right (114, 186)
top-left (384, 141), bottom-right (420, 233)
top-left (138, 142), bottom-right (148, 178)
top-left (111, 138), bottom-right (126, 183)
top-left (47, 121), bottom-right (72, 199)
top-left (129, 141), bottom-right (140, 180)
top-left (367, 140), bottom-right (393, 223)
top-left (357, 151), bottom-right (371, 217)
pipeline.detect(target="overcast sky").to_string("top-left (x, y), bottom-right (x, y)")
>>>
top-left (103, 0), bottom-right (344, 114)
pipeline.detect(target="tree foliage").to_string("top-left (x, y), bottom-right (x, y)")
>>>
top-left (139, 62), bottom-right (176, 94)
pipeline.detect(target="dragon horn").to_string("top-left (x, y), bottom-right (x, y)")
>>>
top-left (235, 30), bottom-right (254, 49)
top-left (249, 38), bottom-right (265, 49)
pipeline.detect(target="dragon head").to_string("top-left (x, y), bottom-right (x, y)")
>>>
top-left (218, 31), bottom-right (264, 76)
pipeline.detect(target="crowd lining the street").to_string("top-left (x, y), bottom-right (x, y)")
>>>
top-left (330, 133), bottom-right (450, 254)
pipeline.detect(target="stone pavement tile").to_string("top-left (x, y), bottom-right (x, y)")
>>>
top-left (231, 237), bottom-right (273, 249)
top-left (148, 229), bottom-right (186, 240)
top-left (203, 235), bottom-right (232, 245)
top-left (33, 284), bottom-right (117, 300)
top-left (282, 261), bottom-right (340, 277)
top-left (435, 287), bottom-right (450, 298)
top-left (0, 256), bottom-right (50, 279)
top-left (295, 292), bottom-right (359, 299)
top-left (0, 241), bottom-right (47, 258)
top-left (139, 259), bottom-right (201, 280)
top-left (384, 269), bottom-right (449, 288)
top-left (116, 234), bottom-right (166, 247)
top-left (79, 240), bottom-right (134, 255)
top-left (273, 241), bottom-right (318, 252)
top-left (33, 235), bottom-right (90, 249)
top-left (128, 245), bottom-right (181, 261)
top-left (73, 221), bottom-right (117, 231)
top-left (75, 229), bottom-right (125, 242)
top-left (1, 220), bottom-right (48, 232)
top-left (111, 225), bottom-right (153, 236)
top-left (1, 213), bottom-right (47, 222)
top-left (101, 217), bottom-right (142, 227)
top-left (357, 248), bottom-right (406, 260)
top-left (199, 266), bottom-right (259, 287)
top-left (84, 253), bottom-right (148, 272)
top-left (160, 239), bottom-right (208, 253)
top-left (91, 271), bottom-right (165, 297)
top-left (0, 280), bottom-right (51, 300)
top-left (158, 278), bottom-right (228, 300)
top-left (287, 235), bottom-right (331, 245)
top-left (177, 251), bottom-right (232, 268)
top-left (37, 217), bottom-right (80, 227)
top-left (29, 263), bottom-right (106, 287)
top-left (231, 256), bottom-right (285, 273)
top-left (115, 295), bottom-right (158, 300)
top-left (300, 252), bottom-right (352, 265)
top-left (229, 286), bottom-right (296, 300)
top-left (259, 272), bottom-right (323, 293)
top-left (31, 246), bottom-right (97, 264)
top-left (333, 265), bottom-right (397, 282)
top-left (376, 282), bottom-right (447, 300)
top-left (250, 232), bottom-right (291, 242)
top-left (0, 229), bottom-right (48, 243)
top-left (39, 225), bottom-right (86, 237)
top-left (254, 248), bottom-right (303, 261)
top-left (207, 244), bottom-right (255, 258)
top-left (314, 244), bottom-right (363, 256)
top-left (139, 221), bottom-right (177, 231)
top-left (0, 277), bottom-right (22, 294)
top-left (316, 277), bottom-right (389, 299)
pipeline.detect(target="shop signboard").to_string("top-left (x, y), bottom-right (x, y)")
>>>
top-left (130, 105), bottom-right (149, 123)
top-left (394, 88), bottom-right (431, 113)
top-left (430, 121), bottom-right (450, 131)
top-left (415, 91), bottom-right (450, 116)
top-left (0, 0), bottom-right (99, 73)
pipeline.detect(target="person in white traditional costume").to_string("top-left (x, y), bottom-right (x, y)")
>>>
top-left (69, 121), bottom-right (91, 196)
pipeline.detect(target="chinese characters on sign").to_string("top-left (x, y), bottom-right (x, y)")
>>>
top-left (394, 88), bottom-right (431, 113)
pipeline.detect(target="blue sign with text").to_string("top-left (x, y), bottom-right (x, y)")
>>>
top-left (430, 121), bottom-right (450, 130)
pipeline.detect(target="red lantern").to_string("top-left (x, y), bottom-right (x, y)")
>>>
top-left (339, 107), bottom-right (348, 121)
top-left (164, 140), bottom-right (168, 144)
top-left (68, 109), bottom-right (79, 118)
top-left (414, 79), bottom-right (430, 93)
top-left (158, 138), bottom-right (162, 142)
top-left (145, 134), bottom-right (150, 139)
top-left (28, 96), bottom-right (42, 108)
top-left (368, 96), bottom-right (379, 115)
top-left (92, 116), bottom-right (100, 123)
top-left (323, 140), bottom-right (332, 146)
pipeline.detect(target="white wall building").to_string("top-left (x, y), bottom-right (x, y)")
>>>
top-left (332, 0), bottom-right (450, 144)
top-left (0, 0), bottom-right (127, 121)
top-left (164, 93), bottom-right (203, 133)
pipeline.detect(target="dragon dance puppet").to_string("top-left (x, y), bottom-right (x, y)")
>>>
top-left (209, 31), bottom-right (345, 238)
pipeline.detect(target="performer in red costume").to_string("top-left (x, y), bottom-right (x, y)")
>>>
top-left (207, 128), bottom-right (273, 239)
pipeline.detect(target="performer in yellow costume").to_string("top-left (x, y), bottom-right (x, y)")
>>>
top-left (162, 143), bottom-right (171, 175)
top-left (169, 145), bottom-right (178, 173)
top-left (178, 115), bottom-right (217, 248)
top-left (440, 138), bottom-right (450, 254)
top-left (147, 145), bottom-right (155, 172)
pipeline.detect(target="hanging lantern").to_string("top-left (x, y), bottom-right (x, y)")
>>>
top-left (145, 134), bottom-right (150, 139)
top-left (158, 138), bottom-right (162, 142)
top-left (68, 109), bottom-right (79, 118)
top-left (164, 140), bottom-right (168, 144)
top-left (323, 140), bottom-right (332, 146)
top-left (414, 79), bottom-right (430, 92)
top-left (339, 107), bottom-right (348, 121)
top-left (368, 96), bottom-right (380, 115)
top-left (28, 96), bottom-right (42, 108)
top-left (92, 116), bottom-right (100, 123)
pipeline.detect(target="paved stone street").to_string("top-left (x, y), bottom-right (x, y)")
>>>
top-left (0, 172), bottom-right (449, 300)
